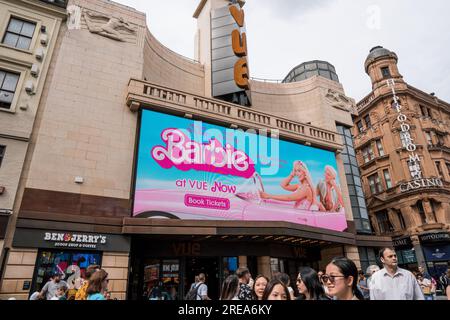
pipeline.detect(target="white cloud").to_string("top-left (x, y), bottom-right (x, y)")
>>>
top-left (116, 0), bottom-right (450, 102)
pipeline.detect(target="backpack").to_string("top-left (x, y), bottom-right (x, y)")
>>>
top-left (185, 283), bottom-right (204, 300)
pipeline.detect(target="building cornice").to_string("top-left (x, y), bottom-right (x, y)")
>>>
top-left (127, 79), bottom-right (343, 152)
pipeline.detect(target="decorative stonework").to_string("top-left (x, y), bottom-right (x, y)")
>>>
top-left (84, 10), bottom-right (136, 42)
top-left (67, 5), bottom-right (82, 30)
top-left (325, 89), bottom-right (354, 111)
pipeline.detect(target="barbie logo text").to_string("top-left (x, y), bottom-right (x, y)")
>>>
top-left (151, 128), bottom-right (256, 178)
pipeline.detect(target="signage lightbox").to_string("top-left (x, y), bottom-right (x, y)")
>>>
top-left (133, 109), bottom-right (348, 232)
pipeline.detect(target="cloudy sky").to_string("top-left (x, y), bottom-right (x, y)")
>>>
top-left (118, 0), bottom-right (450, 102)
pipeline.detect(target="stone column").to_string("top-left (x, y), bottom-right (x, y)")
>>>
top-left (369, 215), bottom-right (381, 234)
top-left (238, 256), bottom-right (247, 268)
top-left (411, 235), bottom-right (427, 271)
top-left (388, 208), bottom-right (401, 231)
top-left (344, 246), bottom-right (362, 270)
top-left (0, 249), bottom-right (37, 300)
top-left (256, 256), bottom-right (271, 278)
top-left (422, 199), bottom-right (436, 224)
top-left (435, 201), bottom-right (449, 224)
top-left (400, 205), bottom-right (421, 228)
top-left (101, 252), bottom-right (129, 301)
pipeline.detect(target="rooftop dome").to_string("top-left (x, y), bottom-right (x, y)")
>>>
top-left (283, 60), bottom-right (339, 84)
top-left (364, 46), bottom-right (398, 72)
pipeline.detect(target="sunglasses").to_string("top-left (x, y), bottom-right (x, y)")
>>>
top-left (296, 277), bottom-right (302, 284)
top-left (321, 274), bottom-right (346, 284)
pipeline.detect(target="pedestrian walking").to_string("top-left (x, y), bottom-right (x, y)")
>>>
top-left (417, 274), bottom-right (433, 300)
top-left (262, 279), bottom-right (291, 301)
top-left (366, 265), bottom-right (380, 291)
top-left (220, 275), bottom-right (240, 300)
top-left (369, 247), bottom-right (424, 300)
top-left (296, 267), bottom-right (329, 300)
top-left (189, 275), bottom-right (199, 291)
top-left (86, 269), bottom-right (109, 300)
top-left (38, 271), bottom-right (68, 300)
top-left (357, 270), bottom-right (370, 300)
top-left (236, 267), bottom-right (254, 300)
top-left (252, 275), bottom-right (269, 300)
top-left (196, 273), bottom-right (210, 300)
top-left (75, 264), bottom-right (100, 300)
top-left (323, 257), bottom-right (364, 300)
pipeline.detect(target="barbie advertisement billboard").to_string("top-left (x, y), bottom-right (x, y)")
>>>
top-left (133, 109), bottom-right (347, 232)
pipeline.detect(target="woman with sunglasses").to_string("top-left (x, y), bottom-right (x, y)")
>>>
top-left (86, 269), bottom-right (109, 300)
top-left (259, 161), bottom-right (320, 210)
top-left (296, 267), bottom-right (330, 300)
top-left (323, 257), bottom-right (364, 300)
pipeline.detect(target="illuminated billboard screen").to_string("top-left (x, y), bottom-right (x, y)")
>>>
top-left (133, 109), bottom-right (347, 232)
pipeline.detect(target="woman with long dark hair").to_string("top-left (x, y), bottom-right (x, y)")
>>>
top-left (323, 257), bottom-right (364, 300)
top-left (296, 267), bottom-right (330, 300)
top-left (252, 275), bottom-right (269, 300)
top-left (262, 279), bottom-right (291, 301)
top-left (220, 275), bottom-right (240, 300)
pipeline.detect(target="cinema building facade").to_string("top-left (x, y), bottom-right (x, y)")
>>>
top-left (353, 46), bottom-right (450, 278)
top-left (0, 0), bottom-right (392, 300)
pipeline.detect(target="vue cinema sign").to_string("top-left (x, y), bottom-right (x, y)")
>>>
top-left (211, 1), bottom-right (250, 101)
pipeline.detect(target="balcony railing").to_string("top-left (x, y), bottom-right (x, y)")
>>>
top-left (127, 79), bottom-right (341, 150)
top-left (38, 0), bottom-right (68, 9)
top-left (356, 92), bottom-right (375, 111)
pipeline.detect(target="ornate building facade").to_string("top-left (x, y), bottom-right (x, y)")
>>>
top-left (354, 46), bottom-right (450, 277)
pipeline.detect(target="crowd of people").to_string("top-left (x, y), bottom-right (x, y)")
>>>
top-left (19, 247), bottom-right (450, 301)
top-left (188, 247), bottom-right (450, 301)
top-left (29, 265), bottom-right (114, 301)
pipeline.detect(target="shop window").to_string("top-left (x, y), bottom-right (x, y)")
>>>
top-left (32, 250), bottom-right (102, 299)
top-left (143, 259), bottom-right (180, 300)
top-left (436, 161), bottom-right (443, 177)
top-left (376, 210), bottom-right (394, 233)
top-left (2, 17), bottom-right (36, 50)
top-left (381, 67), bottom-right (391, 78)
top-left (383, 169), bottom-right (392, 189)
top-left (0, 145), bottom-right (5, 167)
top-left (0, 70), bottom-right (20, 110)
top-left (376, 139), bottom-right (385, 156)
top-left (368, 173), bottom-right (382, 194)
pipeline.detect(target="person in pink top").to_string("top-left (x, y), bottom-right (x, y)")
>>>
top-left (259, 160), bottom-right (319, 210)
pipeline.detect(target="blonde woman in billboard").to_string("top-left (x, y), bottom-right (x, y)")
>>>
top-left (259, 160), bottom-right (319, 210)
top-left (316, 165), bottom-right (344, 212)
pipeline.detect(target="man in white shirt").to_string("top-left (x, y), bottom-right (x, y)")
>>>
top-left (370, 247), bottom-right (424, 300)
top-left (196, 273), bottom-right (210, 300)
